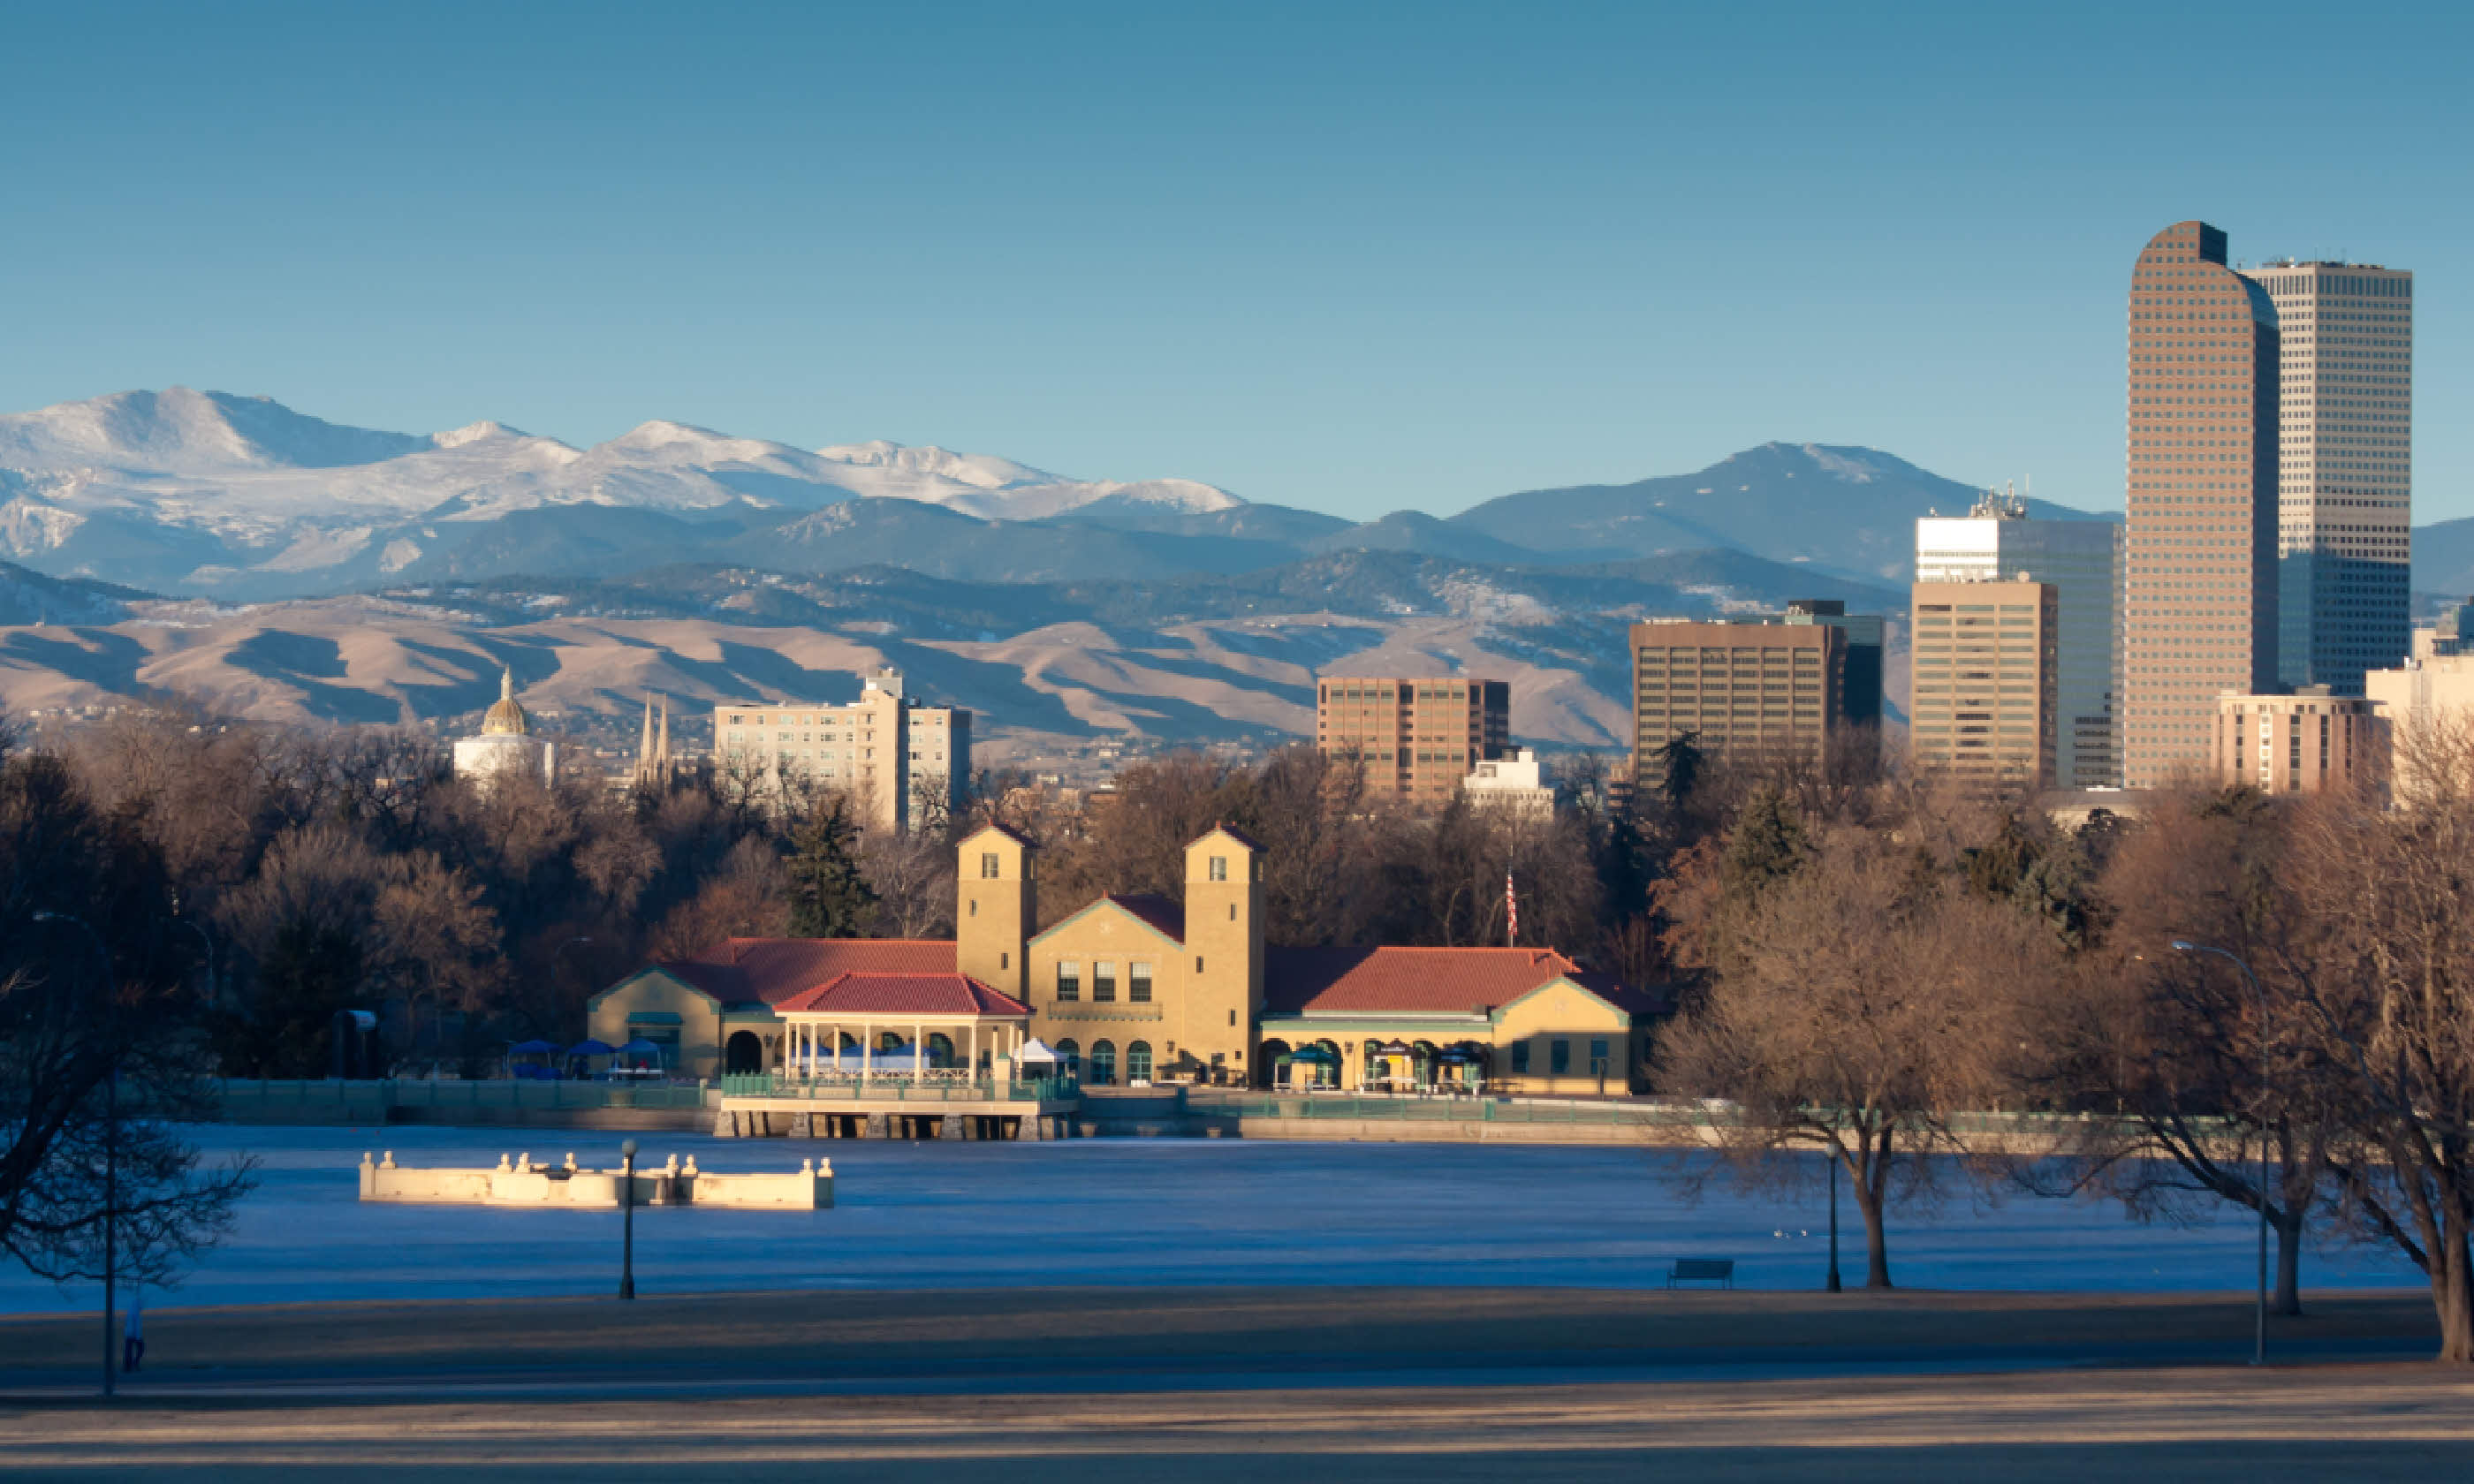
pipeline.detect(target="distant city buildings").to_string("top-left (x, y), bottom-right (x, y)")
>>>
top-left (712, 667), bottom-right (970, 833)
top-left (2241, 261), bottom-right (2413, 694)
top-left (1315, 676), bottom-right (1511, 806)
top-left (1462, 747), bottom-right (1556, 818)
top-left (452, 669), bottom-right (557, 789)
top-left (1782, 599), bottom-right (1884, 741)
top-left (1916, 488), bottom-right (2122, 788)
top-left (1908, 579), bottom-right (2059, 790)
top-left (2121, 220), bottom-right (2281, 787)
top-left (1630, 616), bottom-right (1853, 790)
top-left (2213, 688), bottom-right (2379, 795)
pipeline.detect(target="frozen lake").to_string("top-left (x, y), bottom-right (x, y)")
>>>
top-left (0, 1124), bottom-right (2422, 1314)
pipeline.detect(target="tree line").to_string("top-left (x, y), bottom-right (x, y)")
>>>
top-left (1650, 721), bottom-right (2474, 1364)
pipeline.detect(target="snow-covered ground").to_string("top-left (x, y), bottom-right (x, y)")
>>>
top-left (0, 1125), bottom-right (2421, 1314)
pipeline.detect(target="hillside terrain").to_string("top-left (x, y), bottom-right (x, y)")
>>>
top-left (0, 553), bottom-right (1903, 759)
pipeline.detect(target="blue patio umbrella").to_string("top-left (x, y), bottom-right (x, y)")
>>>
top-left (565, 1039), bottom-right (617, 1056)
top-left (508, 1040), bottom-right (559, 1056)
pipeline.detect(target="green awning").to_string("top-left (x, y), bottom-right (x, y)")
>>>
top-left (626, 1011), bottom-right (684, 1024)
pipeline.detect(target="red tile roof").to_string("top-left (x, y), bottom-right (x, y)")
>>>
top-left (660, 938), bottom-right (957, 1007)
top-left (1100, 894), bottom-right (1186, 943)
top-left (1264, 946), bottom-right (1667, 1018)
top-left (774, 972), bottom-right (1031, 1018)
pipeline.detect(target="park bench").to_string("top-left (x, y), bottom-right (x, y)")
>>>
top-left (1665, 1258), bottom-right (1734, 1290)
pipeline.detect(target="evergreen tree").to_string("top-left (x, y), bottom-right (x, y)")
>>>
top-left (1719, 785), bottom-right (1808, 904)
top-left (785, 796), bottom-right (877, 938)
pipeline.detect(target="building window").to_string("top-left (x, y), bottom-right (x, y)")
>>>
top-left (1195, 956), bottom-right (1204, 973)
top-left (1129, 962), bottom-right (1153, 1003)
top-left (1127, 1041), bottom-right (1154, 1081)
top-left (1056, 962), bottom-right (1081, 1001)
top-left (1208, 855), bottom-right (1227, 882)
top-left (1055, 1038), bottom-right (1081, 1074)
top-left (981, 852), bottom-right (1000, 879)
top-left (1511, 1041), bottom-right (1530, 1074)
top-left (1551, 1040), bottom-right (1571, 1074)
top-left (1089, 1040), bottom-right (1118, 1085)
top-left (1590, 1037), bottom-right (1610, 1070)
top-left (1094, 961), bottom-right (1118, 1002)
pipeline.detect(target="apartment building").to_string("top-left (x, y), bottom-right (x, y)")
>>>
top-left (2213, 687), bottom-right (2379, 795)
top-left (1316, 676), bottom-right (1511, 806)
top-left (1916, 488), bottom-right (2123, 788)
top-left (712, 667), bottom-right (970, 832)
top-left (1909, 579), bottom-right (2060, 790)
top-left (1630, 618), bottom-right (1848, 790)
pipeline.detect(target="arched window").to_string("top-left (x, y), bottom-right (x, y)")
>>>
top-left (927, 1033), bottom-right (955, 1067)
top-left (725, 1031), bottom-right (763, 1075)
top-left (1127, 1041), bottom-right (1153, 1082)
top-left (1089, 1040), bottom-right (1118, 1086)
top-left (1055, 1039), bottom-right (1081, 1075)
top-left (1315, 1039), bottom-right (1341, 1088)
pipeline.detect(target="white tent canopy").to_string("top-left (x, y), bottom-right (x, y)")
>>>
top-left (1015, 1038), bottom-right (1063, 1064)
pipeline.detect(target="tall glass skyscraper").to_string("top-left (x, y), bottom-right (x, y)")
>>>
top-left (2121, 221), bottom-right (2281, 788)
top-left (1916, 489), bottom-right (2123, 788)
top-left (2239, 260), bottom-right (2413, 695)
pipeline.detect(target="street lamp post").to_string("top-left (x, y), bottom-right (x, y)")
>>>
top-left (33, 911), bottom-right (116, 1397)
top-left (2173, 938), bottom-right (2270, 1367)
top-left (1826, 1138), bottom-right (1843, 1294)
top-left (618, 1138), bottom-right (638, 1300)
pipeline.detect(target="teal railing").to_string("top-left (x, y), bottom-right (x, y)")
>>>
top-left (212, 1078), bottom-right (710, 1115)
top-left (717, 1072), bottom-right (1078, 1102)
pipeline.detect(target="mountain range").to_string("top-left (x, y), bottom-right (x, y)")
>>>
top-left (70, 384), bottom-right (2474, 757)
top-left (3, 387), bottom-right (2110, 600)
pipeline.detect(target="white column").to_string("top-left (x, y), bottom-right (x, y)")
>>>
top-left (969, 1023), bottom-right (980, 1084)
top-left (861, 1026), bottom-right (872, 1087)
top-left (913, 1021), bottom-right (923, 1076)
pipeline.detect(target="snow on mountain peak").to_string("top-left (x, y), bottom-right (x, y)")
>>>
top-left (432, 420), bottom-right (533, 449)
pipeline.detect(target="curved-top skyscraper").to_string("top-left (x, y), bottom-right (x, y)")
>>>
top-left (2121, 221), bottom-right (2281, 787)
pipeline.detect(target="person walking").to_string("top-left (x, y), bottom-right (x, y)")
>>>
top-left (122, 1285), bottom-right (143, 1374)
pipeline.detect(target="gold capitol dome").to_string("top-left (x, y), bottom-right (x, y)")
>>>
top-left (479, 667), bottom-right (531, 737)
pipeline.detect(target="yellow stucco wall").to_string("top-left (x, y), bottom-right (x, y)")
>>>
top-left (1490, 980), bottom-right (1637, 1094)
top-left (585, 969), bottom-right (728, 1079)
top-left (1026, 903), bottom-right (1188, 1082)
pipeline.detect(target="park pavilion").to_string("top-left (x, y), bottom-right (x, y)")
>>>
top-left (772, 972), bottom-right (1033, 1085)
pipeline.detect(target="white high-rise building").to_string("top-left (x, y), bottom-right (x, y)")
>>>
top-left (1916, 488), bottom-right (2124, 789)
top-left (713, 667), bottom-right (971, 833)
top-left (2239, 260), bottom-right (2413, 695)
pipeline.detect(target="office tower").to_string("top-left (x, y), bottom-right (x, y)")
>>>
top-left (2122, 221), bottom-right (2281, 787)
top-left (2213, 688), bottom-right (2378, 795)
top-left (713, 667), bottom-right (971, 832)
top-left (1909, 579), bottom-right (2059, 789)
top-left (1316, 676), bottom-right (1511, 805)
top-left (1783, 599), bottom-right (1886, 731)
top-left (2239, 261), bottom-right (2413, 694)
top-left (1916, 488), bottom-right (2125, 788)
top-left (1630, 618), bottom-right (1848, 790)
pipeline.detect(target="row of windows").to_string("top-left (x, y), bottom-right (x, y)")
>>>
top-left (1506, 1037), bottom-right (1613, 1075)
top-left (1051, 1038), bottom-right (1150, 1085)
top-left (1055, 960), bottom-right (1154, 1003)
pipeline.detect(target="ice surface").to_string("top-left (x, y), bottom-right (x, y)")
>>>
top-left (0, 1124), bottom-right (2420, 1314)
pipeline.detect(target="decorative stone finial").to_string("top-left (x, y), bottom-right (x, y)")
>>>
top-left (382, 1150), bottom-right (396, 1169)
top-left (497, 1153), bottom-right (512, 1171)
top-left (361, 1151), bottom-right (374, 1168)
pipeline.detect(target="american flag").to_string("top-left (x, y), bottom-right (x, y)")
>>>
top-left (1505, 870), bottom-right (1518, 947)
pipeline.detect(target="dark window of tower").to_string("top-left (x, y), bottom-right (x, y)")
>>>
top-left (1209, 856), bottom-right (1227, 882)
top-left (981, 852), bottom-right (1000, 879)
top-left (1129, 962), bottom-right (1153, 1003)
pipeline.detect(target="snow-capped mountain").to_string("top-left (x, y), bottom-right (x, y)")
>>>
top-left (0, 388), bottom-right (1244, 594)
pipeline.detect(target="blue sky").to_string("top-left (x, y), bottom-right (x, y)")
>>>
top-left (2, 1), bottom-right (2464, 522)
